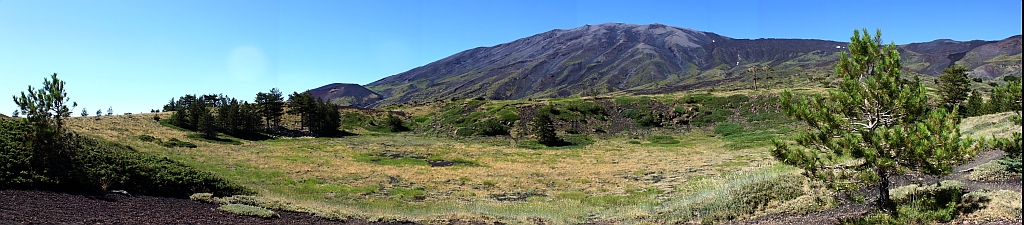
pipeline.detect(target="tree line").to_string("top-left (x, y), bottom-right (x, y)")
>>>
top-left (162, 88), bottom-right (341, 138)
top-left (937, 65), bottom-right (1023, 117)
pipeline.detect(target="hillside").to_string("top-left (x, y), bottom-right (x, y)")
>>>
top-left (306, 83), bottom-right (381, 107)
top-left (317, 23), bottom-right (1020, 107)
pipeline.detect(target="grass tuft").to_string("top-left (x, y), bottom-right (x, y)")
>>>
top-left (218, 203), bottom-right (280, 218)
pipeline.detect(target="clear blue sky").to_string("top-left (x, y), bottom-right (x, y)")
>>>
top-left (1, 0), bottom-right (1021, 115)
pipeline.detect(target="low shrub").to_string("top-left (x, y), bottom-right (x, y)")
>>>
top-left (620, 109), bottom-right (640, 119)
top-left (161, 138), bottom-right (198, 148)
top-left (218, 204), bottom-right (279, 218)
top-left (845, 180), bottom-right (964, 225)
top-left (472, 118), bottom-right (509, 136)
top-left (137, 135), bottom-right (159, 143)
top-left (0, 119), bottom-right (248, 197)
top-left (967, 161), bottom-right (1018, 181)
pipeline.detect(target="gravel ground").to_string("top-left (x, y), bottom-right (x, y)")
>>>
top-left (0, 189), bottom-right (347, 225)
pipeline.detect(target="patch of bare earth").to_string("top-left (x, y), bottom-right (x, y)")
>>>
top-left (0, 189), bottom-right (352, 225)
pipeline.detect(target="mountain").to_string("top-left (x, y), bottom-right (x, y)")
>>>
top-left (324, 23), bottom-right (1022, 107)
top-left (306, 83), bottom-right (381, 107)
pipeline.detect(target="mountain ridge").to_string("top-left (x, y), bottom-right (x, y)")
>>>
top-left (312, 23), bottom-right (1021, 107)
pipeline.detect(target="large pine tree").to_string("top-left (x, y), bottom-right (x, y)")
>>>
top-left (255, 88), bottom-right (284, 129)
top-left (772, 29), bottom-right (977, 215)
top-left (937, 66), bottom-right (971, 111)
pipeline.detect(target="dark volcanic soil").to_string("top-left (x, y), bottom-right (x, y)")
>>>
top-left (0, 189), bottom-right (346, 225)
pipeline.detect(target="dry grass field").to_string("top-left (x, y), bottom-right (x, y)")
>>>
top-left (62, 108), bottom-right (1021, 224)
top-left (66, 111), bottom-right (805, 224)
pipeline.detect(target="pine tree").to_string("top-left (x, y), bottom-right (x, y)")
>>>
top-left (532, 106), bottom-right (561, 146)
top-left (256, 88), bottom-right (284, 129)
top-left (11, 73), bottom-right (78, 151)
top-left (772, 29), bottom-right (977, 216)
top-left (106, 107), bottom-right (113, 116)
top-left (96, 109), bottom-right (102, 117)
top-left (937, 66), bottom-right (971, 111)
top-left (287, 92), bottom-right (316, 129)
top-left (965, 89), bottom-right (983, 117)
top-left (81, 108), bottom-right (88, 117)
top-left (198, 106), bottom-right (216, 139)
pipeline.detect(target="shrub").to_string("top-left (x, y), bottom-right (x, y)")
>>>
top-left (620, 109), bottom-right (640, 119)
top-left (0, 119), bottom-right (37, 186)
top-left (138, 135), bottom-right (159, 143)
top-left (381, 114), bottom-right (409, 132)
top-left (161, 138), bottom-right (197, 148)
top-left (473, 118), bottom-right (509, 136)
top-left (845, 180), bottom-right (964, 224)
top-left (0, 121), bottom-right (248, 197)
top-left (218, 204), bottom-right (279, 218)
top-left (714, 123), bottom-right (744, 136)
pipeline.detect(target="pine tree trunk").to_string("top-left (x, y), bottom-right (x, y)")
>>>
top-left (877, 168), bottom-right (896, 217)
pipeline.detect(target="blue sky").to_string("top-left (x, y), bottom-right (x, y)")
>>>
top-left (1, 0), bottom-right (1021, 115)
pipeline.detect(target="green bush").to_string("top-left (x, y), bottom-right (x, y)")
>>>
top-left (137, 135), bottom-right (159, 143)
top-left (472, 118), bottom-right (509, 136)
top-left (995, 132), bottom-right (1022, 175)
top-left (714, 123), bottom-right (744, 136)
top-left (218, 204), bottom-right (279, 218)
top-left (648, 135), bottom-right (680, 144)
top-left (161, 138), bottom-right (197, 148)
top-left (0, 119), bottom-right (248, 197)
top-left (0, 119), bottom-right (37, 186)
top-left (845, 180), bottom-right (964, 225)
top-left (620, 109), bottom-right (640, 119)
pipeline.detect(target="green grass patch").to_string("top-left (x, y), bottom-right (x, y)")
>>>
top-left (647, 135), bottom-right (680, 145)
top-left (389, 187), bottom-right (427, 201)
top-left (714, 123), bottom-right (744, 136)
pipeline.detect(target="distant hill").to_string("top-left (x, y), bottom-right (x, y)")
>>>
top-left (317, 23), bottom-right (1021, 107)
top-left (306, 83), bottom-right (381, 107)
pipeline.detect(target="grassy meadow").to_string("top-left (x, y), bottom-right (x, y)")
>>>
top-left (62, 94), bottom-right (1020, 224)
top-left (65, 108), bottom-right (808, 224)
